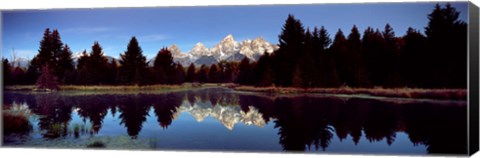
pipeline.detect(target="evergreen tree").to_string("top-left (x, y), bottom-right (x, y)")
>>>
top-left (424, 3), bottom-right (467, 88)
top-left (88, 41), bottom-right (109, 84)
top-left (197, 64), bottom-right (209, 83)
top-left (273, 14), bottom-right (306, 87)
top-left (330, 29), bottom-right (349, 86)
top-left (56, 44), bottom-right (75, 84)
top-left (382, 24), bottom-right (400, 87)
top-left (3, 58), bottom-right (12, 85)
top-left (28, 28), bottom-right (53, 82)
top-left (173, 63), bottom-right (186, 84)
top-left (236, 57), bottom-right (252, 85)
top-left (106, 59), bottom-right (118, 85)
top-left (298, 28), bottom-right (315, 88)
top-left (318, 27), bottom-right (339, 87)
top-left (400, 27), bottom-right (427, 87)
top-left (36, 65), bottom-right (59, 90)
top-left (186, 63), bottom-right (196, 82)
top-left (208, 64), bottom-right (221, 83)
top-left (346, 25), bottom-right (369, 87)
top-left (50, 29), bottom-right (64, 74)
top-left (253, 53), bottom-right (274, 86)
top-left (119, 37), bottom-right (148, 85)
top-left (363, 27), bottom-right (388, 86)
top-left (153, 47), bottom-right (174, 84)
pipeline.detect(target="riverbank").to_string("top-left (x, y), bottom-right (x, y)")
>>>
top-left (4, 84), bottom-right (466, 100)
top-left (233, 85), bottom-right (467, 101)
top-left (4, 83), bottom-right (232, 91)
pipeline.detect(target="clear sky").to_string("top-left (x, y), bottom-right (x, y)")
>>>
top-left (1, 2), bottom-right (468, 60)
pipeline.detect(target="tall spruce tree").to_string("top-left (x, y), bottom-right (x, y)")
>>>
top-left (237, 57), bottom-right (252, 85)
top-left (3, 58), bottom-right (12, 85)
top-left (88, 41), bottom-right (109, 84)
top-left (208, 64), bottom-right (221, 83)
top-left (424, 3), bottom-right (467, 88)
top-left (153, 47), bottom-right (174, 84)
top-left (186, 63), bottom-right (196, 82)
top-left (197, 64), bottom-right (209, 83)
top-left (330, 29), bottom-right (349, 86)
top-left (346, 25), bottom-right (369, 87)
top-left (400, 27), bottom-right (427, 87)
top-left (273, 14), bottom-right (306, 87)
top-left (119, 37), bottom-right (148, 85)
top-left (363, 27), bottom-right (387, 86)
top-left (57, 44), bottom-right (75, 84)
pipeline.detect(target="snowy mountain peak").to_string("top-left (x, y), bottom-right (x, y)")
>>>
top-left (222, 34), bottom-right (235, 42)
top-left (168, 44), bottom-right (182, 56)
top-left (190, 42), bottom-right (211, 57)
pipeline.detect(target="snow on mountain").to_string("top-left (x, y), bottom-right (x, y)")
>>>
top-left (210, 34), bottom-right (240, 61)
top-left (10, 57), bottom-right (30, 68)
top-left (176, 100), bottom-right (266, 130)
top-left (72, 51), bottom-right (117, 67)
top-left (180, 34), bottom-right (278, 66)
top-left (168, 44), bottom-right (193, 66)
top-left (189, 42), bottom-right (211, 58)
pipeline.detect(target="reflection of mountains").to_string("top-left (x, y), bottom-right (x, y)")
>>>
top-left (3, 89), bottom-right (468, 154)
top-left (179, 101), bottom-right (266, 130)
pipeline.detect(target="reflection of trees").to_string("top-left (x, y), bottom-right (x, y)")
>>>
top-left (118, 95), bottom-right (150, 139)
top-left (363, 100), bottom-right (398, 145)
top-left (76, 95), bottom-right (110, 133)
top-left (403, 103), bottom-right (467, 154)
top-left (272, 97), bottom-right (337, 151)
top-left (34, 93), bottom-right (72, 139)
top-left (4, 91), bottom-right (468, 154)
top-left (152, 93), bottom-right (183, 129)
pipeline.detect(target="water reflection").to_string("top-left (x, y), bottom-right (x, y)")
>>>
top-left (2, 88), bottom-right (467, 154)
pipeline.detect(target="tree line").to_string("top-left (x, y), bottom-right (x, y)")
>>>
top-left (2, 3), bottom-right (467, 89)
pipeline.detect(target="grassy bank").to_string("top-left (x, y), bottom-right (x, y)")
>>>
top-left (4, 84), bottom-right (466, 100)
top-left (4, 83), bottom-right (234, 92)
top-left (233, 85), bottom-right (467, 100)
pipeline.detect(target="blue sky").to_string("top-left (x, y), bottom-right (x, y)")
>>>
top-left (1, 2), bottom-right (468, 60)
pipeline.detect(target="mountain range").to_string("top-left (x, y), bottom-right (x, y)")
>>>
top-left (153, 34), bottom-right (279, 66)
top-left (10, 34), bottom-right (278, 68)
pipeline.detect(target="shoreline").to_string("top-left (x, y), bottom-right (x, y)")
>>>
top-left (3, 84), bottom-right (467, 101)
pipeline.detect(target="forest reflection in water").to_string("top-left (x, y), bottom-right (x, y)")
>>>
top-left (2, 88), bottom-right (467, 155)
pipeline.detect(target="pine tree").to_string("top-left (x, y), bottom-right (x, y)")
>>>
top-left (3, 58), bottom-right (12, 85)
top-left (50, 29), bottom-right (64, 74)
top-left (346, 25), bottom-right (369, 87)
top-left (330, 29), bottom-right (349, 86)
top-left (56, 44), bottom-right (74, 84)
top-left (186, 63), bottom-right (196, 82)
top-left (382, 24), bottom-right (400, 87)
top-left (424, 3), bottom-right (467, 88)
top-left (253, 53), bottom-right (275, 87)
top-left (236, 57), bottom-right (252, 85)
top-left (173, 63), bottom-right (186, 84)
top-left (36, 65), bottom-right (59, 90)
top-left (208, 64), bottom-right (220, 83)
top-left (28, 28), bottom-right (53, 82)
top-left (400, 27), bottom-right (427, 87)
top-left (88, 41), bottom-right (109, 84)
top-left (106, 59), bottom-right (118, 85)
top-left (153, 47), bottom-right (174, 84)
top-left (273, 14), bottom-right (306, 87)
top-left (119, 37), bottom-right (148, 85)
top-left (363, 27), bottom-right (387, 86)
top-left (197, 64), bottom-right (209, 83)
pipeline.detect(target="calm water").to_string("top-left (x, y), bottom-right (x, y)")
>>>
top-left (2, 88), bottom-right (467, 155)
